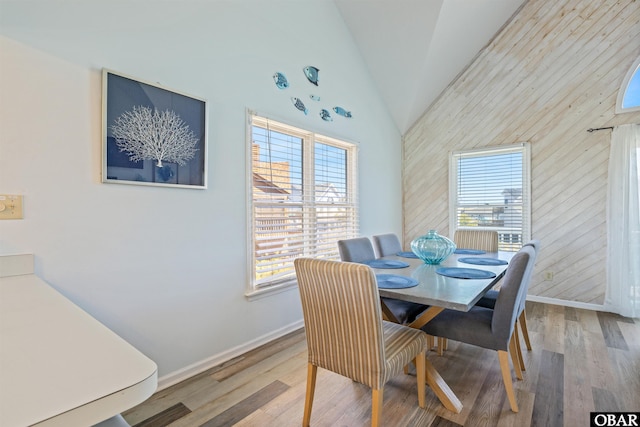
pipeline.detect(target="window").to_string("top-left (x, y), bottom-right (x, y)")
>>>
top-left (616, 57), bottom-right (640, 113)
top-left (248, 114), bottom-right (358, 293)
top-left (449, 143), bottom-right (531, 252)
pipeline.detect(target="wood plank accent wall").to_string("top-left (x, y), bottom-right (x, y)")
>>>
top-left (403, 0), bottom-right (640, 305)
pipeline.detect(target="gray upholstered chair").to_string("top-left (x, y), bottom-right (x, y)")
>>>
top-left (294, 258), bottom-right (427, 427)
top-left (372, 233), bottom-right (403, 257)
top-left (419, 245), bottom-right (536, 412)
top-left (453, 229), bottom-right (499, 252)
top-left (475, 240), bottom-right (540, 367)
top-left (338, 237), bottom-right (427, 325)
top-left (436, 229), bottom-right (500, 354)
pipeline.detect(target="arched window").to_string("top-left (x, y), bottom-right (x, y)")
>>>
top-left (616, 57), bottom-right (640, 113)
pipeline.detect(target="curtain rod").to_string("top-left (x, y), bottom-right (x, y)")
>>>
top-left (587, 126), bottom-right (614, 132)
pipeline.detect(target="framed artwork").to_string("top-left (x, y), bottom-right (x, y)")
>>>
top-left (102, 69), bottom-right (207, 188)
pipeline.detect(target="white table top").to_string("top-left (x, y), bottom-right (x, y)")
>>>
top-left (0, 272), bottom-right (157, 427)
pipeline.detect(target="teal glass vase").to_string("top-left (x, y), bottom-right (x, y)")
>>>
top-left (410, 230), bottom-right (456, 265)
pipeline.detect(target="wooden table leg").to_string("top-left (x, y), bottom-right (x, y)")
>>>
top-left (425, 358), bottom-right (463, 413)
top-left (407, 306), bottom-right (463, 413)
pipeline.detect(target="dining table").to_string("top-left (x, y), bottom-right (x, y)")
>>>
top-left (369, 250), bottom-right (514, 413)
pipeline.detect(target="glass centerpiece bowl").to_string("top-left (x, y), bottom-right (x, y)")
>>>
top-left (410, 230), bottom-right (457, 265)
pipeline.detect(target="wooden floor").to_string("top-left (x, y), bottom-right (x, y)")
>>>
top-left (122, 302), bottom-right (639, 427)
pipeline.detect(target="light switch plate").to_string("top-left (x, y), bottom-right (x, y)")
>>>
top-left (0, 195), bottom-right (24, 219)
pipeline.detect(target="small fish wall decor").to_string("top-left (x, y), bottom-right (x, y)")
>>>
top-left (309, 94), bottom-right (321, 102)
top-left (333, 106), bottom-right (352, 118)
top-left (319, 109), bottom-right (333, 122)
top-left (291, 97), bottom-right (309, 115)
top-left (273, 72), bottom-right (289, 89)
top-left (303, 66), bottom-right (319, 86)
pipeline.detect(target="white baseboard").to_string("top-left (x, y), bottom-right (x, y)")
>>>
top-left (526, 295), bottom-right (611, 313)
top-left (157, 319), bottom-right (305, 391)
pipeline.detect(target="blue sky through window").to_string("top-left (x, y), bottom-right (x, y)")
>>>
top-left (623, 64), bottom-right (640, 109)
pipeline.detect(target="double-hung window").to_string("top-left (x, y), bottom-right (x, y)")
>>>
top-left (248, 113), bottom-right (358, 293)
top-left (449, 143), bottom-right (531, 252)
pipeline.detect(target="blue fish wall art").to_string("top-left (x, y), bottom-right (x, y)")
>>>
top-left (273, 72), bottom-right (289, 89)
top-left (319, 109), bottom-right (333, 122)
top-left (333, 106), bottom-right (352, 118)
top-left (303, 66), bottom-right (319, 86)
top-left (291, 97), bottom-right (309, 115)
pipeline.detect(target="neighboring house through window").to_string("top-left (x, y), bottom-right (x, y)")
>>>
top-left (247, 113), bottom-right (358, 294)
top-left (449, 143), bottom-right (531, 252)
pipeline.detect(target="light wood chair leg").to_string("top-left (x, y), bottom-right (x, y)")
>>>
top-left (497, 350), bottom-right (519, 413)
top-left (303, 363), bottom-right (317, 427)
top-left (437, 337), bottom-right (445, 356)
top-left (371, 388), bottom-right (383, 427)
top-left (519, 310), bottom-right (532, 351)
top-left (415, 352), bottom-right (426, 408)
top-left (513, 323), bottom-right (525, 371)
top-left (509, 335), bottom-right (523, 380)
top-left (426, 334), bottom-right (434, 350)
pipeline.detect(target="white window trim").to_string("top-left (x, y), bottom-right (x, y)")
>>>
top-left (244, 111), bottom-right (358, 299)
top-left (615, 56), bottom-right (640, 114)
top-left (449, 142), bottom-right (531, 251)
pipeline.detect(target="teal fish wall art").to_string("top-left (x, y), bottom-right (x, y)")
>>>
top-left (273, 72), bottom-right (289, 89)
top-left (333, 106), bottom-right (352, 118)
top-left (319, 109), bottom-right (333, 122)
top-left (291, 97), bottom-right (309, 115)
top-left (303, 66), bottom-right (319, 86)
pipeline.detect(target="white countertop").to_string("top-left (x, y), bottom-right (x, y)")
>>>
top-left (0, 255), bottom-right (157, 426)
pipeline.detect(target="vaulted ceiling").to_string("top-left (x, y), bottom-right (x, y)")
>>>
top-left (334, 0), bottom-right (526, 134)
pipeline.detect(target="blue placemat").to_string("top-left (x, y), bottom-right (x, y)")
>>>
top-left (396, 251), bottom-right (419, 258)
top-left (436, 267), bottom-right (496, 279)
top-left (459, 257), bottom-right (508, 266)
top-left (376, 274), bottom-right (419, 289)
top-left (454, 248), bottom-right (486, 255)
top-left (364, 259), bottom-right (410, 269)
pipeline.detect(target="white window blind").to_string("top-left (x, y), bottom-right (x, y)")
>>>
top-left (449, 143), bottom-right (530, 252)
top-left (249, 114), bottom-right (358, 289)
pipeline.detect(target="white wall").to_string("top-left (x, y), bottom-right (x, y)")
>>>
top-left (0, 1), bottom-right (402, 385)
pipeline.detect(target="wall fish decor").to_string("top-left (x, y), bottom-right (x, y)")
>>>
top-left (333, 106), bottom-right (352, 118)
top-left (273, 72), bottom-right (289, 89)
top-left (291, 97), bottom-right (309, 115)
top-left (319, 109), bottom-right (333, 122)
top-left (303, 66), bottom-right (319, 86)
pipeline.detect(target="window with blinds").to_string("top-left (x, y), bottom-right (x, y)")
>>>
top-left (449, 143), bottom-right (530, 252)
top-left (248, 114), bottom-right (358, 290)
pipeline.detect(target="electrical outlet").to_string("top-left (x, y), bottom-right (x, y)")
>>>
top-left (544, 271), bottom-right (554, 281)
top-left (0, 195), bottom-right (23, 220)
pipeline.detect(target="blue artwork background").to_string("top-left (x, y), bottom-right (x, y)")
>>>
top-left (104, 71), bottom-right (207, 187)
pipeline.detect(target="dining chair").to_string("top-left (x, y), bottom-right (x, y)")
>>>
top-left (453, 229), bottom-right (499, 252)
top-left (372, 233), bottom-right (403, 257)
top-left (435, 229), bottom-right (500, 354)
top-left (419, 245), bottom-right (536, 412)
top-left (475, 240), bottom-right (540, 368)
top-left (338, 237), bottom-right (427, 325)
top-left (294, 258), bottom-right (427, 427)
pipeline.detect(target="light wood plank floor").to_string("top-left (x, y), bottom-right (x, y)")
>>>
top-left (122, 302), bottom-right (640, 426)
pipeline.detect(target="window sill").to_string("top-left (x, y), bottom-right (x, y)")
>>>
top-left (244, 280), bottom-right (299, 301)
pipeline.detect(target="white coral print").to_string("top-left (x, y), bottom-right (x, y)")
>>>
top-left (111, 106), bottom-right (199, 167)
